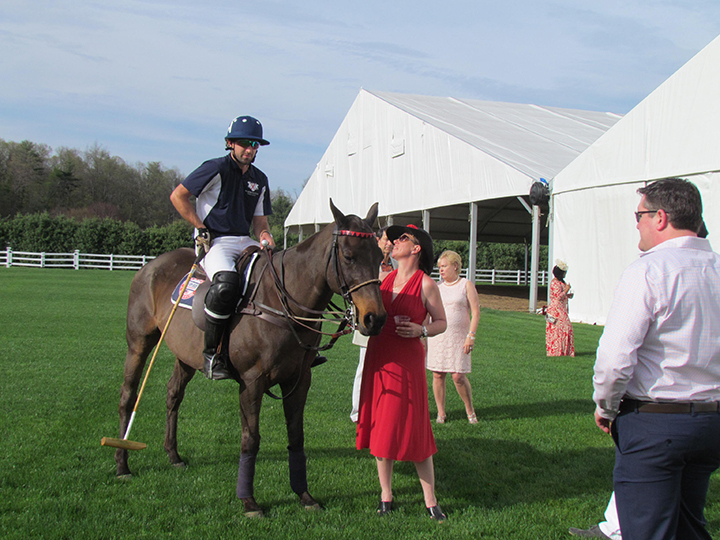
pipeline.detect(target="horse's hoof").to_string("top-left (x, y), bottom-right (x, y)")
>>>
top-left (172, 462), bottom-right (187, 470)
top-left (116, 474), bottom-right (132, 482)
top-left (299, 491), bottom-right (322, 511)
top-left (241, 497), bottom-right (263, 518)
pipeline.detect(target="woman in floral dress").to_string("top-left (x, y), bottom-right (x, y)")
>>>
top-left (546, 259), bottom-right (575, 356)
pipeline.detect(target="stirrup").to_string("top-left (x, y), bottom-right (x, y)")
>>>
top-left (311, 355), bottom-right (327, 368)
top-left (203, 352), bottom-right (232, 381)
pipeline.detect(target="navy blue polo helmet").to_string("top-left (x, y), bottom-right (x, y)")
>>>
top-left (225, 116), bottom-right (270, 146)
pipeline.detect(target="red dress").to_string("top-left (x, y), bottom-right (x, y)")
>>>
top-left (356, 269), bottom-right (437, 462)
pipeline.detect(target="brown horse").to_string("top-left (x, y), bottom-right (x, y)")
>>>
top-left (114, 201), bottom-right (386, 516)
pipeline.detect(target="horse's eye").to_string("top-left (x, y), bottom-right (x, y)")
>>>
top-left (342, 250), bottom-right (355, 262)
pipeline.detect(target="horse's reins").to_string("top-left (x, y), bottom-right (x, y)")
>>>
top-left (250, 227), bottom-right (380, 400)
top-left (258, 227), bottom-right (380, 349)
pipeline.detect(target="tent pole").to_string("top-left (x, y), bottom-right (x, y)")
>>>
top-left (469, 202), bottom-right (478, 283)
top-left (529, 205), bottom-right (540, 312)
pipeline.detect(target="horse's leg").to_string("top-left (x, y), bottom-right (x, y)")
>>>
top-left (236, 380), bottom-right (265, 517)
top-left (115, 332), bottom-right (159, 477)
top-left (164, 358), bottom-right (196, 468)
top-left (281, 359), bottom-right (321, 511)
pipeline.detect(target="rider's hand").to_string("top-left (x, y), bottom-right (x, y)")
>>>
top-left (195, 228), bottom-right (212, 252)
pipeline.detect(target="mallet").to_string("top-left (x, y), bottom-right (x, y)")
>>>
top-left (101, 248), bottom-right (206, 451)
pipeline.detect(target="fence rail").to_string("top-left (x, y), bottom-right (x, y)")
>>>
top-left (1, 248), bottom-right (547, 283)
top-left (1, 248), bottom-right (155, 271)
top-left (429, 267), bottom-right (548, 285)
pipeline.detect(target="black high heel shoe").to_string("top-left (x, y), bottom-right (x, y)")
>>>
top-left (427, 504), bottom-right (447, 521)
top-left (377, 500), bottom-right (393, 515)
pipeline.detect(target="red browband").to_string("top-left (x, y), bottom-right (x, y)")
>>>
top-left (337, 230), bottom-right (375, 239)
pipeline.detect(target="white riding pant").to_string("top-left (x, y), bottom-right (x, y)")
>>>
top-left (201, 235), bottom-right (260, 282)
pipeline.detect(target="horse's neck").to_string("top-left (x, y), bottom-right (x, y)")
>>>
top-left (268, 233), bottom-right (334, 314)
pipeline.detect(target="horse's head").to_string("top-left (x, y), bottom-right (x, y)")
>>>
top-left (328, 199), bottom-right (387, 336)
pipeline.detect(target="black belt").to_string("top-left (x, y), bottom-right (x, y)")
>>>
top-left (620, 398), bottom-right (720, 414)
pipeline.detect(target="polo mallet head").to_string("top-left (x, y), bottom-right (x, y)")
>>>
top-left (100, 437), bottom-right (147, 451)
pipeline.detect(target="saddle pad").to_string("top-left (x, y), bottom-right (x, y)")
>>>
top-left (170, 274), bottom-right (206, 310)
top-left (170, 251), bottom-right (260, 311)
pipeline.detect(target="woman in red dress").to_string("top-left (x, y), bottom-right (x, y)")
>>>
top-left (356, 224), bottom-right (448, 520)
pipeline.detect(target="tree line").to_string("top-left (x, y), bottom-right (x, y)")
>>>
top-left (0, 138), bottom-right (298, 255)
top-left (0, 139), bottom-right (183, 228)
top-left (0, 138), bottom-right (544, 268)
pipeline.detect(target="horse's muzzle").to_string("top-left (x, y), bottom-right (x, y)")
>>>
top-left (359, 311), bottom-right (387, 336)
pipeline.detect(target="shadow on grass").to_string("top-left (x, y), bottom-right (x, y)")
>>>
top-left (472, 399), bottom-right (594, 421)
top-left (229, 431), bottom-right (615, 514)
top-left (430, 436), bottom-right (615, 511)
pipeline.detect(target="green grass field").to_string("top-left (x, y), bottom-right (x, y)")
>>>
top-left (1, 267), bottom-right (718, 539)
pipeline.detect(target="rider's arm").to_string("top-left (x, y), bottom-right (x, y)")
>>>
top-left (170, 184), bottom-right (205, 230)
top-left (252, 215), bottom-right (276, 248)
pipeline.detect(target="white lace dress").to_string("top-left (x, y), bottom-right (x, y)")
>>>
top-left (426, 278), bottom-right (472, 373)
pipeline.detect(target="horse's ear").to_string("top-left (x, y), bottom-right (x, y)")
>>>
top-left (329, 198), bottom-right (348, 227)
top-left (364, 202), bottom-right (379, 229)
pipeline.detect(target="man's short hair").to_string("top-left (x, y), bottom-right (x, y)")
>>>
top-left (637, 178), bottom-right (703, 233)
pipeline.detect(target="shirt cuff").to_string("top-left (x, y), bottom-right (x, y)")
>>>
top-left (595, 404), bottom-right (617, 421)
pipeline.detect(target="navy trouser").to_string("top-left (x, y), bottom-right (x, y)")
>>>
top-left (612, 409), bottom-right (720, 540)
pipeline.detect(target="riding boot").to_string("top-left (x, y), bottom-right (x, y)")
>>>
top-left (202, 270), bottom-right (241, 381)
top-left (203, 317), bottom-right (232, 380)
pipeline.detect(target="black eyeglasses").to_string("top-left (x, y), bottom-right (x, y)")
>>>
top-left (634, 210), bottom-right (658, 223)
top-left (234, 139), bottom-right (259, 148)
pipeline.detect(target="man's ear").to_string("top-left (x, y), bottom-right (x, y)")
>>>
top-left (656, 209), bottom-right (671, 230)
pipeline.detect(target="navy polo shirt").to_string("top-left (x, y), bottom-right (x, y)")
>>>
top-left (182, 154), bottom-right (272, 237)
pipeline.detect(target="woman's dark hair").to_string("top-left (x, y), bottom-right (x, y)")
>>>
top-left (375, 226), bottom-right (388, 240)
top-left (552, 266), bottom-right (566, 282)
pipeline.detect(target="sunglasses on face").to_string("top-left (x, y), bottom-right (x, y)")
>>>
top-left (235, 139), bottom-right (259, 149)
top-left (396, 234), bottom-right (417, 244)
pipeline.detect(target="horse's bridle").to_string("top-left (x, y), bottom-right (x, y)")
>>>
top-left (327, 228), bottom-right (383, 305)
top-left (253, 225), bottom-right (381, 352)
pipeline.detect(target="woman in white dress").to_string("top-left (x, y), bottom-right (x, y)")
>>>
top-left (426, 250), bottom-right (480, 424)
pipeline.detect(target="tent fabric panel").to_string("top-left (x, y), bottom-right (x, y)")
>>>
top-left (372, 91), bottom-right (611, 181)
top-left (552, 182), bottom-right (642, 326)
top-left (553, 34), bottom-right (720, 195)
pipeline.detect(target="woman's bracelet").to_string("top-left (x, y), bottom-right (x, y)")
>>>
top-left (259, 229), bottom-right (273, 239)
top-left (467, 333), bottom-right (475, 340)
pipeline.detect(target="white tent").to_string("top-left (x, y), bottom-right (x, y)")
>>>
top-left (285, 89), bottom-right (620, 304)
top-left (552, 34), bottom-right (720, 325)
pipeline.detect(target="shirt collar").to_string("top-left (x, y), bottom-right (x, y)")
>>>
top-left (641, 235), bottom-right (712, 257)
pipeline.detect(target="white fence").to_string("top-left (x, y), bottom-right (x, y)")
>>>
top-left (1, 248), bottom-right (547, 283)
top-left (430, 267), bottom-right (548, 285)
top-left (1, 248), bottom-right (155, 271)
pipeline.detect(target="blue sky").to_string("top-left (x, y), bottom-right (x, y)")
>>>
top-left (2, 1), bottom-right (720, 196)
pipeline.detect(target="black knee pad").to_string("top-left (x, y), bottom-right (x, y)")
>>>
top-left (205, 271), bottom-right (241, 319)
